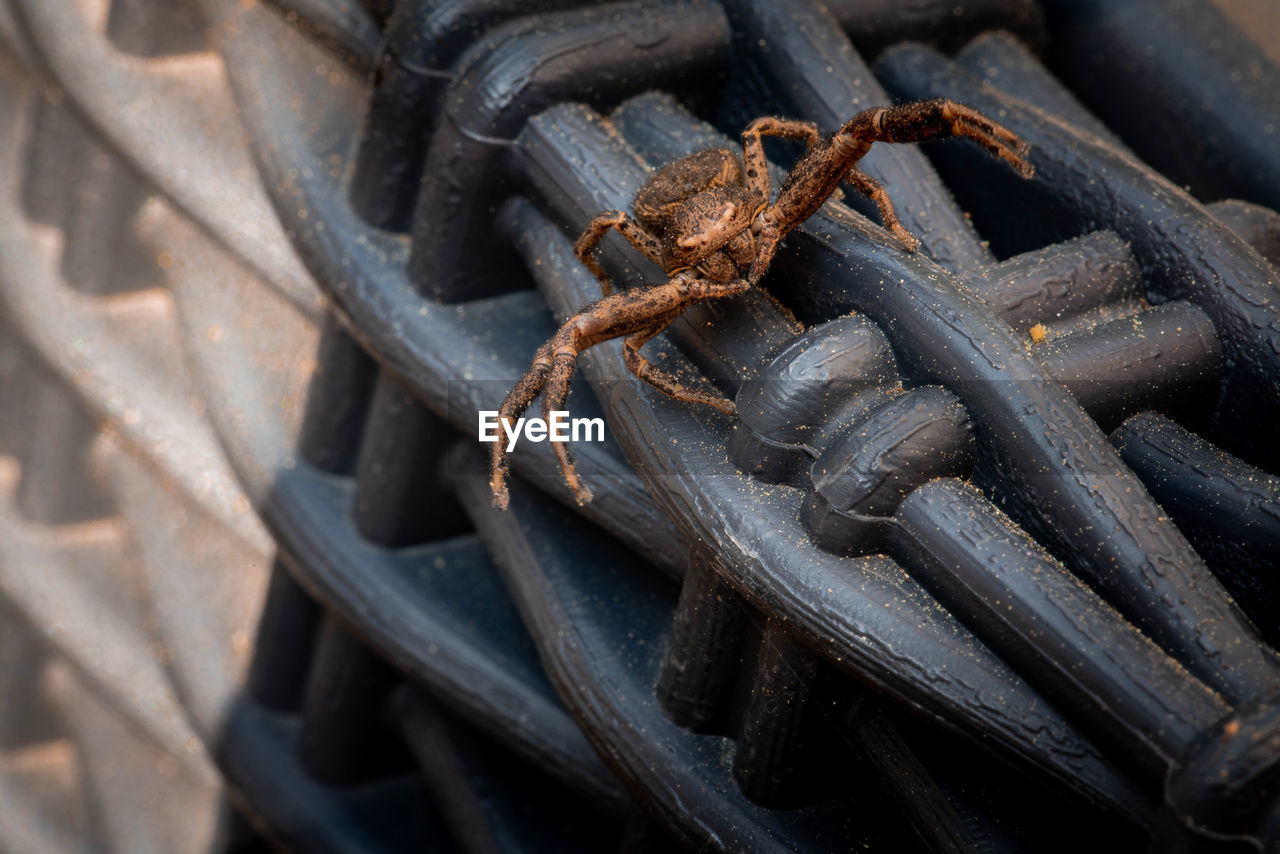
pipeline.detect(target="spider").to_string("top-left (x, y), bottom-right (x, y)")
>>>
top-left (490, 98), bottom-right (1033, 509)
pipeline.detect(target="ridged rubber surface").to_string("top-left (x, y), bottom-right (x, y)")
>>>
top-left (2, 0), bottom-right (1279, 852)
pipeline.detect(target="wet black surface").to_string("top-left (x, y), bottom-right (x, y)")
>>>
top-left (194, 0), bottom-right (1280, 849)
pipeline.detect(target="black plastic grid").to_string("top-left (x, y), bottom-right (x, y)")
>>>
top-left (3, 0), bottom-right (1280, 851)
top-left (217, 0), bottom-right (1280, 849)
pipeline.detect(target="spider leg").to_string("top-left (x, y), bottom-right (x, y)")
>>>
top-left (490, 276), bottom-right (753, 507)
top-left (491, 341), bottom-right (554, 509)
top-left (844, 167), bottom-right (921, 252)
top-left (541, 348), bottom-right (592, 504)
top-left (741, 117), bottom-right (821, 202)
top-left (842, 99), bottom-right (1033, 178)
top-left (623, 316), bottom-right (737, 415)
top-left (573, 212), bottom-right (664, 296)
top-left (621, 276), bottom-right (750, 406)
top-left (746, 221), bottom-right (783, 284)
top-left (757, 99), bottom-right (1032, 265)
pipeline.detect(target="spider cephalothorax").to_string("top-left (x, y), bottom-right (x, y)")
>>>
top-left (490, 99), bottom-right (1033, 508)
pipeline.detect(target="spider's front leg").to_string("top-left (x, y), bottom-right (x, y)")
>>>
top-left (611, 276), bottom-right (748, 416)
top-left (842, 98), bottom-right (1033, 179)
top-left (740, 116), bottom-right (822, 201)
top-left (758, 99), bottom-right (1033, 260)
top-left (490, 341), bottom-right (555, 509)
top-left (738, 117), bottom-right (822, 284)
top-left (489, 276), bottom-right (748, 509)
top-left (833, 99), bottom-right (1032, 251)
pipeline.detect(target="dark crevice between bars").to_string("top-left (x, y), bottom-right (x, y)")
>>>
top-left (295, 614), bottom-right (414, 784)
top-left (351, 369), bottom-right (469, 547)
top-left (394, 688), bottom-right (625, 852)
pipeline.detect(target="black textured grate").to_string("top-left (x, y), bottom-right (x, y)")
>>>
top-left (2, 0), bottom-right (1280, 851)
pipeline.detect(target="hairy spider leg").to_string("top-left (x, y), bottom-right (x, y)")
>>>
top-left (827, 100), bottom-right (1032, 248)
top-left (843, 168), bottom-right (920, 252)
top-left (748, 99), bottom-right (1033, 272)
top-left (490, 340), bottom-right (553, 507)
top-left (737, 117), bottom-right (823, 283)
top-left (541, 349), bottom-right (591, 504)
top-left (490, 276), bottom-right (750, 507)
top-left (740, 116), bottom-right (822, 202)
top-left (573, 212), bottom-right (666, 296)
top-left (623, 314), bottom-right (737, 416)
top-left (841, 99), bottom-right (1033, 179)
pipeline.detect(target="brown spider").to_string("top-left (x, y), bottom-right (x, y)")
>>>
top-left (490, 98), bottom-right (1033, 508)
